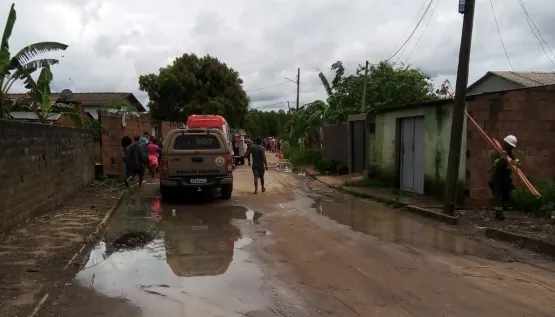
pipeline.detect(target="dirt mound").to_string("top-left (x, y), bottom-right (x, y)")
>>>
top-left (112, 231), bottom-right (154, 249)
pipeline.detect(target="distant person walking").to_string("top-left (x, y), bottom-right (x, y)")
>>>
top-left (121, 136), bottom-right (132, 187)
top-left (245, 139), bottom-right (253, 165)
top-left (245, 137), bottom-right (268, 194)
top-left (126, 136), bottom-right (147, 191)
top-left (146, 136), bottom-right (160, 178)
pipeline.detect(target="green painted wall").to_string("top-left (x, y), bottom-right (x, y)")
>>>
top-left (367, 102), bottom-right (467, 199)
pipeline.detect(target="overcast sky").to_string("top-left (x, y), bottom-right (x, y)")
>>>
top-left (3, 0), bottom-right (555, 110)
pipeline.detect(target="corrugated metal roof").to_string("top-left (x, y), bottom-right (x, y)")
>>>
top-left (7, 92), bottom-right (146, 111)
top-left (490, 71), bottom-right (555, 87)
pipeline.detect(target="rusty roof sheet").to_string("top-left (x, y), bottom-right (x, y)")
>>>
top-left (6, 92), bottom-right (146, 111)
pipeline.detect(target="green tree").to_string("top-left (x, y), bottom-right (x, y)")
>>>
top-left (285, 60), bottom-right (437, 146)
top-left (138, 53), bottom-right (250, 127)
top-left (19, 64), bottom-right (80, 125)
top-left (104, 100), bottom-right (139, 115)
top-left (319, 60), bottom-right (437, 117)
top-left (363, 61), bottom-right (436, 110)
top-left (0, 3), bottom-right (68, 119)
top-left (244, 108), bottom-right (292, 138)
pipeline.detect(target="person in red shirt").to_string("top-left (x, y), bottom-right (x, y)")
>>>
top-left (146, 136), bottom-right (160, 178)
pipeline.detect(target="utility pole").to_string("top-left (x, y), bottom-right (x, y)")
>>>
top-left (443, 0), bottom-right (476, 216)
top-left (296, 68), bottom-right (300, 110)
top-left (287, 100), bottom-right (290, 111)
top-left (285, 68), bottom-right (301, 110)
top-left (361, 61), bottom-right (369, 108)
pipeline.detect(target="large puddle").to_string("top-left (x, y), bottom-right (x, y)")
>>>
top-left (77, 196), bottom-right (266, 316)
top-left (309, 193), bottom-right (510, 260)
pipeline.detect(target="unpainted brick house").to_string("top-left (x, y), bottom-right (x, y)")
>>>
top-left (99, 111), bottom-right (182, 176)
top-left (365, 83), bottom-right (555, 207)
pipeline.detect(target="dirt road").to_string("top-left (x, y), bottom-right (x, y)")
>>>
top-left (30, 155), bottom-right (555, 316)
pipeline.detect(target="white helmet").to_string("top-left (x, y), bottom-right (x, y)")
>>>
top-left (503, 135), bottom-right (517, 148)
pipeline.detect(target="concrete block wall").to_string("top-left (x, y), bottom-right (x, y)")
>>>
top-left (0, 120), bottom-right (95, 235)
top-left (465, 85), bottom-right (555, 206)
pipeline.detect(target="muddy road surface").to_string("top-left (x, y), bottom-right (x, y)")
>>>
top-left (38, 159), bottom-right (555, 316)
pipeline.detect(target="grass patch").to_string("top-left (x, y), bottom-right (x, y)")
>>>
top-left (512, 180), bottom-right (555, 217)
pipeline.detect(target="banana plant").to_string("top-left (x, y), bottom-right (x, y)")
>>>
top-left (20, 64), bottom-right (81, 125)
top-left (0, 3), bottom-right (68, 119)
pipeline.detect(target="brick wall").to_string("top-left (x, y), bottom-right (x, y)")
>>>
top-left (99, 111), bottom-right (151, 176)
top-left (0, 120), bottom-right (95, 235)
top-left (99, 112), bottom-right (181, 176)
top-left (465, 85), bottom-right (555, 206)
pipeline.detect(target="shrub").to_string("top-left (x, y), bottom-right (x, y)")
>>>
top-left (283, 143), bottom-right (322, 166)
top-left (314, 159), bottom-right (337, 174)
top-left (512, 180), bottom-right (555, 217)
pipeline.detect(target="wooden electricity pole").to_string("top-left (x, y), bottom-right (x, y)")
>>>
top-left (361, 61), bottom-right (369, 107)
top-left (296, 68), bottom-right (300, 110)
top-left (284, 68), bottom-right (301, 110)
top-left (443, 0), bottom-right (477, 216)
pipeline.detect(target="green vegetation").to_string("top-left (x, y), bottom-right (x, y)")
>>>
top-left (512, 181), bottom-right (555, 217)
top-left (18, 64), bottom-right (81, 124)
top-left (138, 53), bottom-right (249, 128)
top-left (283, 60), bottom-right (437, 144)
top-left (282, 141), bottom-right (321, 165)
top-left (280, 60), bottom-right (437, 173)
top-left (244, 109), bottom-right (292, 138)
top-left (0, 3), bottom-right (68, 119)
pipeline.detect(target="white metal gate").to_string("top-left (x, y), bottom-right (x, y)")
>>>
top-left (400, 116), bottom-right (425, 194)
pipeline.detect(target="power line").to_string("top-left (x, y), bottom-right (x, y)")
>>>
top-left (395, 0), bottom-right (436, 65)
top-left (516, 0), bottom-right (555, 66)
top-left (387, 0), bottom-right (434, 62)
top-left (245, 81), bottom-right (289, 92)
top-left (251, 101), bottom-right (288, 109)
top-left (489, 0), bottom-right (514, 70)
top-left (403, 0), bottom-right (441, 64)
top-left (386, 0), bottom-right (429, 59)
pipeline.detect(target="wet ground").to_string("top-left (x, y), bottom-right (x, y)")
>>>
top-left (28, 157), bottom-right (555, 316)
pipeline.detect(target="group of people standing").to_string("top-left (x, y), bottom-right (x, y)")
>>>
top-left (120, 132), bottom-right (163, 190)
top-left (264, 137), bottom-right (282, 153)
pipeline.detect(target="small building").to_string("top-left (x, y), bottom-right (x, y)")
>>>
top-left (367, 99), bottom-right (466, 200)
top-left (366, 84), bottom-right (555, 207)
top-left (467, 71), bottom-right (555, 96)
top-left (8, 91), bottom-right (147, 120)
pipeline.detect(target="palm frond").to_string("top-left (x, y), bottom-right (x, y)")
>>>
top-left (12, 42), bottom-right (67, 65)
top-left (1, 4), bottom-right (16, 56)
top-left (318, 71), bottom-right (333, 97)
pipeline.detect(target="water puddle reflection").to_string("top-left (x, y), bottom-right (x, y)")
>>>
top-left (312, 196), bottom-right (508, 260)
top-left (77, 197), bottom-right (266, 316)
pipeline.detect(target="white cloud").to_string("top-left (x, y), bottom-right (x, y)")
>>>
top-left (3, 0), bottom-right (555, 110)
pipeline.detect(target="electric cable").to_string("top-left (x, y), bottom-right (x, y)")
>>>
top-left (386, 0), bottom-right (429, 60)
top-left (245, 81), bottom-right (289, 92)
top-left (403, 0), bottom-right (441, 65)
top-left (387, 0), bottom-right (434, 62)
top-left (516, 0), bottom-right (555, 66)
top-left (490, 0), bottom-right (514, 70)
